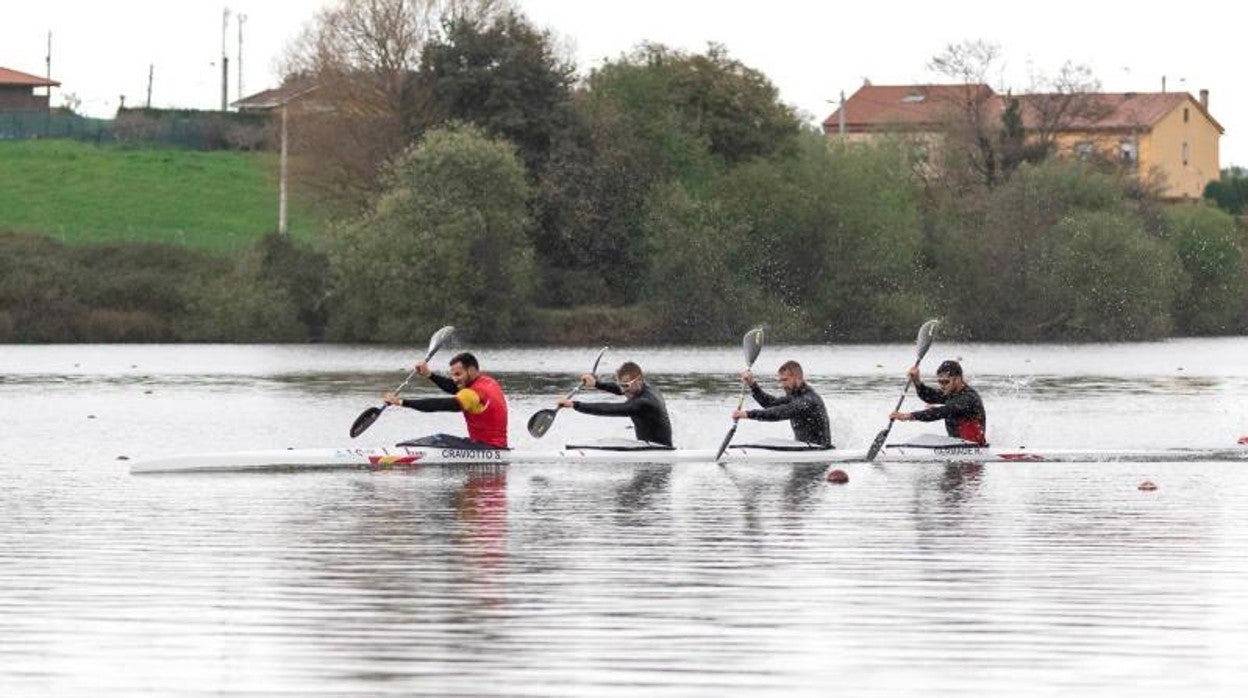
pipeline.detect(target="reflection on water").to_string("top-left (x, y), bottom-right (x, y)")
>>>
top-left (3, 342), bottom-right (1248, 695)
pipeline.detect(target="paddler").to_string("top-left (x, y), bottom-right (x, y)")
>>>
top-left (557, 361), bottom-right (673, 446)
top-left (732, 360), bottom-right (832, 447)
top-left (384, 352), bottom-right (509, 449)
top-left (889, 359), bottom-right (987, 445)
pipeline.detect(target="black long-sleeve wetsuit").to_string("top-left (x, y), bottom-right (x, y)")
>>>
top-left (911, 382), bottom-right (987, 445)
top-left (745, 382), bottom-right (832, 447)
top-left (572, 380), bottom-right (673, 446)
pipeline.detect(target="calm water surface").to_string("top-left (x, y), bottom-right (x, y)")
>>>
top-left (3, 340), bottom-right (1248, 696)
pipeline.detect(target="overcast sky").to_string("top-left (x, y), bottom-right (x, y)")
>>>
top-left (4, 0), bottom-right (1243, 167)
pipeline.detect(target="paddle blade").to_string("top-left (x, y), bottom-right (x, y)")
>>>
top-left (742, 325), bottom-right (767, 368)
top-left (865, 426), bottom-right (891, 461)
top-left (714, 421), bottom-right (739, 462)
top-left (425, 325), bottom-right (455, 360)
top-left (915, 319), bottom-right (939, 362)
top-left (590, 345), bottom-right (609, 375)
top-left (527, 408), bottom-right (558, 438)
top-left (349, 405), bottom-right (384, 438)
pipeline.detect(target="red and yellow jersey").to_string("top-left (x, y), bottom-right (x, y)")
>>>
top-left (455, 374), bottom-right (509, 448)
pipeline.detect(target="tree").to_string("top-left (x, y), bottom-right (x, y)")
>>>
top-left (1204, 166), bottom-right (1248, 215)
top-left (281, 0), bottom-right (513, 210)
top-left (585, 42), bottom-right (802, 169)
top-left (324, 123), bottom-right (535, 342)
top-left (1018, 60), bottom-right (1109, 160)
top-left (711, 134), bottom-right (926, 340)
top-left (927, 40), bottom-right (1005, 189)
top-left (1162, 204), bottom-right (1246, 334)
top-left (927, 41), bottom-right (1102, 188)
top-left (417, 11), bottom-right (577, 175)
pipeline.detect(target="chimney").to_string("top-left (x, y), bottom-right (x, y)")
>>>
top-left (1199, 89), bottom-right (1209, 109)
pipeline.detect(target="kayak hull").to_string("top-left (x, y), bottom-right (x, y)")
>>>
top-left (129, 442), bottom-right (1248, 474)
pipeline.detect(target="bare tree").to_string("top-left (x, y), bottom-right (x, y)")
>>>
top-left (1020, 60), bottom-right (1108, 158)
top-left (927, 40), bottom-right (1006, 188)
top-left (280, 0), bottom-right (512, 211)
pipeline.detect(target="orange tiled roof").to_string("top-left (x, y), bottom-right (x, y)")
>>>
top-left (0, 66), bottom-right (59, 87)
top-left (1015, 92), bottom-right (1224, 133)
top-left (824, 83), bottom-right (1223, 135)
top-left (824, 83), bottom-right (999, 132)
top-left (231, 80), bottom-right (319, 110)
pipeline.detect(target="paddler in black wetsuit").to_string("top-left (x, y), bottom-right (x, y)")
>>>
top-left (557, 361), bottom-right (673, 446)
top-left (732, 360), bottom-right (832, 447)
top-left (890, 359), bottom-right (987, 445)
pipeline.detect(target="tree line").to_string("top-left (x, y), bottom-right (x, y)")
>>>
top-left (2, 2), bottom-right (1245, 344)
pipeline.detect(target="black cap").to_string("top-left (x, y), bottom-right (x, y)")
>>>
top-left (936, 360), bottom-right (963, 376)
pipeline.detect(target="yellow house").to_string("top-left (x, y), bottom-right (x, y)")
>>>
top-left (824, 83), bottom-right (1223, 200)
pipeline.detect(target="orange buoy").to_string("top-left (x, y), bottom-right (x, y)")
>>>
top-left (827, 469), bottom-right (849, 484)
top-left (1138, 480), bottom-right (1158, 491)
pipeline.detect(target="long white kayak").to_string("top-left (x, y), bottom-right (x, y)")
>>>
top-left (129, 436), bottom-right (1248, 474)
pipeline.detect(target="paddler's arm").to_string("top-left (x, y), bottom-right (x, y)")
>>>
top-left (594, 379), bottom-right (624, 396)
top-left (569, 399), bottom-right (640, 417)
top-left (898, 394), bottom-right (972, 422)
top-left (748, 380), bottom-right (784, 407)
top-left (384, 392), bottom-right (460, 412)
top-left (738, 393), bottom-right (806, 422)
top-left (427, 372), bottom-right (458, 395)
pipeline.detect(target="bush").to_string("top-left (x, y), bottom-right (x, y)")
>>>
top-left (324, 124), bottom-right (536, 342)
top-left (1161, 204), bottom-right (1246, 334)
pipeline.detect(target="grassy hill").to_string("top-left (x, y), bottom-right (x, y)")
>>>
top-left (0, 140), bottom-right (319, 251)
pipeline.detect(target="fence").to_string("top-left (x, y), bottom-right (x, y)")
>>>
top-left (0, 109), bottom-right (273, 150)
top-left (0, 111), bottom-right (114, 142)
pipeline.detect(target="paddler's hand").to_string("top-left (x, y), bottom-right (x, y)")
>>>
top-left (557, 398), bottom-right (575, 409)
top-left (740, 369), bottom-right (755, 386)
top-left (732, 409), bottom-right (749, 420)
top-left (414, 360), bottom-right (432, 377)
top-left (890, 411), bottom-right (911, 421)
top-left (383, 392), bottom-right (403, 406)
top-left (580, 373), bottom-right (597, 388)
top-left (906, 366), bottom-right (921, 385)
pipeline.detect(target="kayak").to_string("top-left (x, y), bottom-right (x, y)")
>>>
top-left (128, 435), bottom-right (1248, 474)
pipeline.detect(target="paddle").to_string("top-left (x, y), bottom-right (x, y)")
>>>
top-left (349, 325), bottom-right (456, 438)
top-left (865, 319), bottom-right (940, 461)
top-left (714, 325), bottom-right (768, 462)
top-left (526, 345), bottom-right (610, 438)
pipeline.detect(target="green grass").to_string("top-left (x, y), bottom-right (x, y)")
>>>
top-left (0, 140), bottom-right (320, 251)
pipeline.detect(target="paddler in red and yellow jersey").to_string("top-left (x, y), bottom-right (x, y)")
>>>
top-left (383, 352), bottom-right (509, 449)
top-left (889, 359), bottom-right (987, 446)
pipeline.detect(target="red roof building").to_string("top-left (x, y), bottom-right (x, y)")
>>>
top-left (0, 66), bottom-right (60, 111)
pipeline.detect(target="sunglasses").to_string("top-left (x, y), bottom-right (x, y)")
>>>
top-left (618, 376), bottom-right (640, 389)
top-left (937, 377), bottom-right (955, 386)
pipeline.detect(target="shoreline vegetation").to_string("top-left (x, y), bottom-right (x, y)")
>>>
top-left (4, 19), bottom-right (1247, 344)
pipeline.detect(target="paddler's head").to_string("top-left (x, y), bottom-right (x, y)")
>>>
top-left (616, 362), bottom-right (645, 397)
top-left (449, 352), bottom-right (481, 389)
top-left (777, 360), bottom-right (805, 394)
top-left (935, 359), bottom-right (964, 395)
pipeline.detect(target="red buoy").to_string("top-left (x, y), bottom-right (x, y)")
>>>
top-left (1138, 480), bottom-right (1158, 491)
top-left (827, 469), bottom-right (849, 484)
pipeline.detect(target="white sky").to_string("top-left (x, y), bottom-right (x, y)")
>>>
top-left (3, 0), bottom-right (1243, 167)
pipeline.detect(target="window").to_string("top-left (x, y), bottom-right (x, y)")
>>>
top-left (1120, 139), bottom-right (1138, 164)
top-left (1182, 141), bottom-right (1190, 166)
top-left (1184, 107), bottom-right (1189, 123)
top-left (1074, 141), bottom-right (1095, 160)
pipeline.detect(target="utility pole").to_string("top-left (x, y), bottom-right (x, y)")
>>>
top-left (237, 14), bottom-right (247, 101)
top-left (838, 90), bottom-right (846, 139)
top-left (45, 31), bottom-right (52, 99)
top-left (279, 104), bottom-right (289, 235)
top-left (146, 65), bottom-right (154, 108)
top-left (221, 6), bottom-right (230, 110)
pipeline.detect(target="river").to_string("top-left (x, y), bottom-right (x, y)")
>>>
top-left (3, 339), bottom-right (1247, 696)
